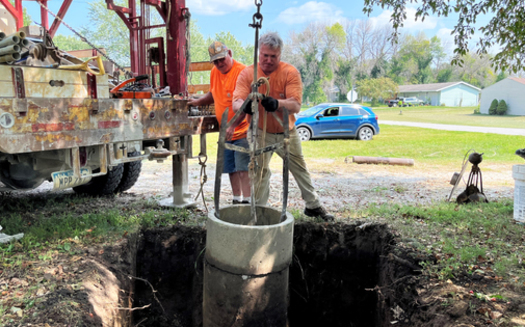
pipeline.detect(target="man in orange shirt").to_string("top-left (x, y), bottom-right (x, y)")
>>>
top-left (188, 41), bottom-right (250, 204)
top-left (231, 32), bottom-right (334, 221)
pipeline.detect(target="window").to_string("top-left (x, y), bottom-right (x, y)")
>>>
top-left (323, 107), bottom-right (339, 116)
top-left (340, 107), bottom-right (360, 116)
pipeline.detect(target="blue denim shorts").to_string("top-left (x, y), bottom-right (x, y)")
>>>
top-left (224, 137), bottom-right (250, 174)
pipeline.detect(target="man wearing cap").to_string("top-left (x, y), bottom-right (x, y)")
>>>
top-left (188, 41), bottom-right (250, 204)
top-left (230, 32), bottom-right (334, 221)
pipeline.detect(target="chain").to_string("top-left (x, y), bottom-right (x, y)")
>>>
top-left (249, 0), bottom-right (263, 29)
top-left (35, 0), bottom-right (134, 78)
top-left (194, 154), bottom-right (208, 212)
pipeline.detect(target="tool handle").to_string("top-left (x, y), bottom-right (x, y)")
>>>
top-left (110, 77), bottom-right (137, 94)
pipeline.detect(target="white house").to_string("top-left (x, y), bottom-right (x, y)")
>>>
top-left (398, 81), bottom-right (480, 106)
top-left (480, 77), bottom-right (525, 115)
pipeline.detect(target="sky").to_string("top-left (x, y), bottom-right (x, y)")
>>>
top-left (21, 0), bottom-right (492, 51)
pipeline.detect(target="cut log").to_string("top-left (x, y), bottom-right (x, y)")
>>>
top-left (352, 156), bottom-right (414, 166)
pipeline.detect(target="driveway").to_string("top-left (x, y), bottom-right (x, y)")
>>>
top-left (380, 121), bottom-right (525, 136)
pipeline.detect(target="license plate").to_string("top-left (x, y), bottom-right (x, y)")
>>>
top-left (52, 167), bottom-right (92, 190)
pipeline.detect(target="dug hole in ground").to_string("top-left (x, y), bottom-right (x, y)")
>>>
top-left (3, 157), bottom-right (523, 327)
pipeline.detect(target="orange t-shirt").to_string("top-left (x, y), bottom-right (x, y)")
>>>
top-left (233, 62), bottom-right (303, 133)
top-left (211, 60), bottom-right (248, 141)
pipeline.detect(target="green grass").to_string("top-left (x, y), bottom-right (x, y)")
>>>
top-left (373, 106), bottom-right (525, 128)
top-left (0, 193), bottom-right (203, 254)
top-left (345, 200), bottom-right (525, 284)
top-left (301, 104), bottom-right (525, 128)
top-left (205, 115), bottom-right (525, 167)
top-left (1, 107), bottom-right (525, 324)
top-left (298, 125), bottom-right (525, 166)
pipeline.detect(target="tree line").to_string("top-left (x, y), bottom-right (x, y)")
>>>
top-left (47, 0), bottom-right (507, 104)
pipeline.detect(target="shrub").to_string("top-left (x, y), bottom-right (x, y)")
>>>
top-left (473, 106), bottom-right (480, 114)
top-left (489, 99), bottom-right (499, 115)
top-left (497, 99), bottom-right (508, 115)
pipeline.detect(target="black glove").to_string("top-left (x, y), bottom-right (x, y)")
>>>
top-left (261, 96), bottom-right (279, 112)
top-left (242, 99), bottom-right (254, 115)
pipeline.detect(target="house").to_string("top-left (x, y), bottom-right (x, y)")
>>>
top-left (480, 77), bottom-right (525, 115)
top-left (398, 82), bottom-right (481, 106)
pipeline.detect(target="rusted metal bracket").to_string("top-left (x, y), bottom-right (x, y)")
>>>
top-left (70, 145), bottom-right (108, 179)
top-left (11, 67), bottom-right (27, 116)
top-left (87, 73), bottom-right (98, 99)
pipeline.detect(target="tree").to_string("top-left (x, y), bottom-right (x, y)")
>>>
top-left (283, 22), bottom-right (344, 104)
top-left (205, 31), bottom-right (254, 65)
top-left (398, 33), bottom-right (434, 84)
top-left (436, 67), bottom-right (453, 83)
top-left (362, 0), bottom-right (525, 73)
top-left (356, 77), bottom-right (398, 105)
top-left (53, 35), bottom-right (90, 52)
top-left (488, 99), bottom-right (498, 115)
top-left (453, 52), bottom-right (496, 88)
top-left (497, 99), bottom-right (507, 115)
top-left (496, 71), bottom-right (508, 82)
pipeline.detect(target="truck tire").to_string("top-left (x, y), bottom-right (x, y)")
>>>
top-left (116, 151), bottom-right (142, 193)
top-left (73, 164), bottom-right (124, 196)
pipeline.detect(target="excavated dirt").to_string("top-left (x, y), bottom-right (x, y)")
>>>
top-left (1, 156), bottom-right (521, 327)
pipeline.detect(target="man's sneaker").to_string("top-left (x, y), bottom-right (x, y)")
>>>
top-left (232, 200), bottom-right (241, 204)
top-left (241, 200), bottom-right (250, 204)
top-left (304, 206), bottom-right (334, 222)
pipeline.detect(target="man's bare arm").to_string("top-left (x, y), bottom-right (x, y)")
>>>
top-left (187, 92), bottom-right (214, 106)
top-left (226, 98), bottom-right (248, 140)
top-left (277, 98), bottom-right (300, 114)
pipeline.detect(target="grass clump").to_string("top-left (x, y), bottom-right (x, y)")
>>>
top-left (0, 193), bottom-right (203, 256)
top-left (360, 200), bottom-right (525, 284)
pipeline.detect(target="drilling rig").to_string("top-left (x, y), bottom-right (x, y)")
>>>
top-left (0, 0), bottom-right (216, 207)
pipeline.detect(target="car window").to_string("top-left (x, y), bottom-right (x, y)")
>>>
top-left (323, 107), bottom-right (339, 117)
top-left (297, 104), bottom-right (327, 116)
top-left (340, 107), bottom-right (360, 116)
top-left (359, 108), bottom-right (370, 115)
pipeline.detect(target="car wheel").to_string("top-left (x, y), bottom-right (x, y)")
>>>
top-left (357, 126), bottom-right (373, 141)
top-left (297, 127), bottom-right (311, 141)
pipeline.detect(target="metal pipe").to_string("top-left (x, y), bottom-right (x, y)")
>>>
top-left (20, 39), bottom-right (29, 47)
top-left (0, 36), bottom-right (20, 48)
top-left (0, 44), bottom-right (20, 56)
top-left (5, 31), bottom-right (26, 39)
top-left (0, 32), bottom-right (5, 41)
top-left (0, 52), bottom-right (21, 63)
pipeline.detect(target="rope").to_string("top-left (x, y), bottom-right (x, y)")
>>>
top-left (194, 154), bottom-right (209, 212)
top-left (254, 77), bottom-right (270, 199)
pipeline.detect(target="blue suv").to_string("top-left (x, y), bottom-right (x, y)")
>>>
top-left (295, 103), bottom-right (380, 141)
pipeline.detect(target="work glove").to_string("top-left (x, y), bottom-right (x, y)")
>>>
top-left (261, 96), bottom-right (279, 112)
top-left (242, 99), bottom-right (254, 115)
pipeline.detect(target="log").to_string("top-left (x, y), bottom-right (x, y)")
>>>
top-left (352, 156), bottom-right (414, 166)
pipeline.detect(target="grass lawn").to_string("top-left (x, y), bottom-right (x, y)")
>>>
top-left (374, 106), bottom-right (525, 129)
top-left (1, 109), bottom-right (525, 325)
top-left (198, 127), bottom-right (525, 174)
top-left (302, 104), bottom-right (525, 129)
top-left (297, 125), bottom-right (525, 166)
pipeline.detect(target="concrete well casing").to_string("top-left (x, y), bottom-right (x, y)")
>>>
top-left (203, 205), bottom-right (294, 327)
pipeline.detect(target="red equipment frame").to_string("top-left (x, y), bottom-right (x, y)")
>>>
top-left (0, 0), bottom-right (187, 95)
